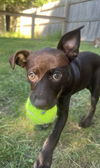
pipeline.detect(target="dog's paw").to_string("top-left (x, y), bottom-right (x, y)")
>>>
top-left (33, 152), bottom-right (52, 168)
top-left (33, 160), bottom-right (50, 168)
top-left (79, 116), bottom-right (92, 128)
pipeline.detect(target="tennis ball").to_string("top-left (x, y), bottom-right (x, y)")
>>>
top-left (26, 98), bottom-right (57, 125)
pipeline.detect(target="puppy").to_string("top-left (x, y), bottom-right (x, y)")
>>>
top-left (9, 26), bottom-right (100, 168)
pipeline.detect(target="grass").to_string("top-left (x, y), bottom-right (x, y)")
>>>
top-left (0, 32), bottom-right (31, 39)
top-left (0, 31), bottom-right (61, 40)
top-left (0, 37), bottom-right (100, 168)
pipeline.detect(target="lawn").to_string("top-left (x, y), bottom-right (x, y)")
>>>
top-left (0, 37), bottom-right (100, 168)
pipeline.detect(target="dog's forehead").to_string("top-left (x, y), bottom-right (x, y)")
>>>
top-left (26, 48), bottom-right (69, 81)
top-left (27, 48), bottom-right (69, 70)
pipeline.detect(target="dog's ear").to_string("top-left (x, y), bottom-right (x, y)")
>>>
top-left (57, 26), bottom-right (84, 61)
top-left (9, 50), bottom-right (30, 69)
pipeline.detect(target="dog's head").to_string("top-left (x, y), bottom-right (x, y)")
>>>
top-left (9, 26), bottom-right (83, 109)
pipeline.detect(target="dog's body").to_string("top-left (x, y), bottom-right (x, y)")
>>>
top-left (67, 51), bottom-right (100, 94)
top-left (10, 26), bottom-right (100, 168)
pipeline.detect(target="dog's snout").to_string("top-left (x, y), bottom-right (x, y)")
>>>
top-left (33, 99), bottom-right (48, 109)
top-left (30, 91), bottom-right (57, 110)
top-left (30, 93), bottom-right (49, 109)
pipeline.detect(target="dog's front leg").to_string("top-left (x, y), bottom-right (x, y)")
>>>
top-left (33, 96), bottom-right (71, 168)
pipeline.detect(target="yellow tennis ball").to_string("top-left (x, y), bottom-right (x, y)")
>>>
top-left (26, 98), bottom-right (57, 125)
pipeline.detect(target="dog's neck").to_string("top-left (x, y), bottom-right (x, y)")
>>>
top-left (63, 58), bottom-right (80, 95)
top-left (70, 58), bottom-right (80, 83)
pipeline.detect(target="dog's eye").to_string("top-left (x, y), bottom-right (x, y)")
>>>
top-left (28, 72), bottom-right (36, 78)
top-left (52, 71), bottom-right (62, 81)
top-left (28, 72), bottom-right (37, 81)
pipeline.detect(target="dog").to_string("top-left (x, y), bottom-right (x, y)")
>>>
top-left (9, 26), bottom-right (100, 168)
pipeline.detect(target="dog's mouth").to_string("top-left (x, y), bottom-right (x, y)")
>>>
top-left (29, 87), bottom-right (63, 110)
top-left (30, 94), bottom-right (57, 110)
top-left (34, 103), bottom-right (56, 110)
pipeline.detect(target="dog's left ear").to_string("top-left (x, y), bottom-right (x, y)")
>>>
top-left (57, 26), bottom-right (84, 61)
top-left (9, 50), bottom-right (30, 69)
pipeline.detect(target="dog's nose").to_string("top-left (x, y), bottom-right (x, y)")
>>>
top-left (33, 99), bottom-right (48, 110)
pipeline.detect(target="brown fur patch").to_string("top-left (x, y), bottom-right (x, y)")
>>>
top-left (26, 48), bottom-right (69, 82)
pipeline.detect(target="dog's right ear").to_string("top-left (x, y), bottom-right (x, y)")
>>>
top-left (9, 50), bottom-right (30, 69)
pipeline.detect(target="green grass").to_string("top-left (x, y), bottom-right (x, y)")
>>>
top-left (0, 37), bottom-right (100, 168)
top-left (0, 32), bottom-right (30, 39)
top-left (0, 30), bottom-right (61, 40)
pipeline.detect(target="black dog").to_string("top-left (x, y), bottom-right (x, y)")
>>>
top-left (9, 26), bottom-right (100, 168)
